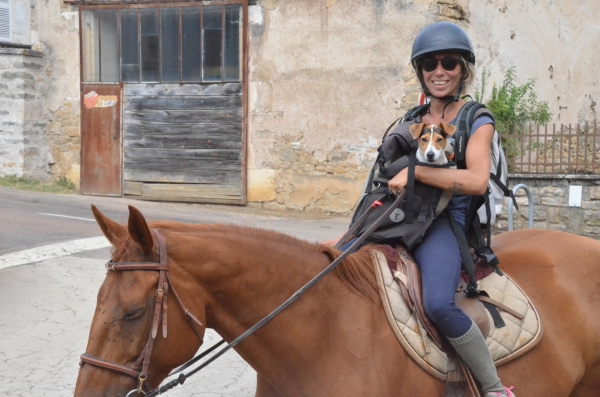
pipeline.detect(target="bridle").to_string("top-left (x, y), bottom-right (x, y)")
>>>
top-left (79, 229), bottom-right (204, 396)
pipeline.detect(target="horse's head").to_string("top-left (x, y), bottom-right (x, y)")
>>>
top-left (74, 205), bottom-right (204, 397)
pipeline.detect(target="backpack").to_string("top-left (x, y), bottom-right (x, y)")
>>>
top-left (349, 101), bottom-right (518, 293)
top-left (348, 105), bottom-right (455, 249)
top-left (451, 101), bottom-right (517, 245)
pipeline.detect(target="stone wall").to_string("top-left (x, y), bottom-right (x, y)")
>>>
top-left (247, 0), bottom-right (600, 213)
top-left (495, 175), bottom-right (600, 240)
top-left (0, 0), bottom-right (80, 184)
top-left (0, 48), bottom-right (49, 179)
top-left (2, 0), bottom-right (599, 214)
top-left (30, 0), bottom-right (81, 185)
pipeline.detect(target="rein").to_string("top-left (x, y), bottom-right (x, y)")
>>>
top-left (81, 190), bottom-right (405, 397)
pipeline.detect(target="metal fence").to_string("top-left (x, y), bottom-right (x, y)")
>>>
top-left (500, 121), bottom-right (600, 174)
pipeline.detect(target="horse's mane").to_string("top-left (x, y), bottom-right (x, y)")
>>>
top-left (145, 221), bottom-right (381, 302)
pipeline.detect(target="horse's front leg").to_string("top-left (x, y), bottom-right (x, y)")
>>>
top-left (256, 374), bottom-right (283, 397)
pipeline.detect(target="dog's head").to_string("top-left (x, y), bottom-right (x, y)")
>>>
top-left (409, 122), bottom-right (457, 164)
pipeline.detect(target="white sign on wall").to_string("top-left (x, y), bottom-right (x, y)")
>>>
top-left (569, 185), bottom-right (583, 207)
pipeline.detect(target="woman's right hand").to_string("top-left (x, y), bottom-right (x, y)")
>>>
top-left (387, 167), bottom-right (409, 195)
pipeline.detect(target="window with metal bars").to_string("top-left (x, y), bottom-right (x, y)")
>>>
top-left (81, 4), bottom-right (242, 84)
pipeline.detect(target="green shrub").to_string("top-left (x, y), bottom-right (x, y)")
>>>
top-left (56, 176), bottom-right (76, 190)
top-left (475, 66), bottom-right (552, 165)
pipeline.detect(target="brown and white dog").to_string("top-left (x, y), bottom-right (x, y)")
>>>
top-left (409, 122), bottom-right (457, 165)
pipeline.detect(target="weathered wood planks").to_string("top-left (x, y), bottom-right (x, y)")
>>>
top-left (124, 169), bottom-right (241, 185)
top-left (124, 108), bottom-right (242, 125)
top-left (124, 83), bottom-right (242, 97)
top-left (122, 82), bottom-right (244, 203)
top-left (125, 96), bottom-right (241, 110)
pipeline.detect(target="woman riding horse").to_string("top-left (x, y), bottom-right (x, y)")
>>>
top-left (327, 22), bottom-right (515, 397)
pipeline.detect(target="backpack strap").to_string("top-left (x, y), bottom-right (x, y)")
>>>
top-left (453, 101), bottom-right (485, 168)
top-left (405, 150), bottom-right (417, 224)
top-left (490, 172), bottom-right (518, 210)
top-left (447, 211), bottom-right (480, 297)
top-left (380, 103), bottom-right (431, 143)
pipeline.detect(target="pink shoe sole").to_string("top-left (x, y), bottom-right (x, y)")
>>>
top-left (485, 386), bottom-right (515, 397)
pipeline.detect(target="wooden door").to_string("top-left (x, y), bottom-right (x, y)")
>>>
top-left (122, 83), bottom-right (243, 204)
top-left (80, 84), bottom-right (122, 196)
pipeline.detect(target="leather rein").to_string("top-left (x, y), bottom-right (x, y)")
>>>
top-left (79, 229), bottom-right (204, 396)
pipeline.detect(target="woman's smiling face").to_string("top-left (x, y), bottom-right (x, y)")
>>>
top-left (421, 51), bottom-right (463, 98)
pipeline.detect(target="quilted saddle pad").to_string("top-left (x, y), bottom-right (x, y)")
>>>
top-left (371, 249), bottom-right (543, 380)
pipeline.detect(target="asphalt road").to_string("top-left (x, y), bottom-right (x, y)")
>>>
top-left (0, 187), bottom-right (350, 396)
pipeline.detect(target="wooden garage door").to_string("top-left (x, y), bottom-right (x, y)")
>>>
top-left (122, 83), bottom-right (243, 204)
top-left (80, 2), bottom-right (247, 204)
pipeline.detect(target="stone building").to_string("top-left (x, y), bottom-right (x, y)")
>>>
top-left (0, 0), bottom-right (599, 213)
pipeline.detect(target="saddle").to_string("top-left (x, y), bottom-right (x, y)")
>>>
top-left (372, 245), bottom-right (543, 397)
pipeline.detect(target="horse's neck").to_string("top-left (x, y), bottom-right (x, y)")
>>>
top-left (177, 230), bottom-right (328, 331)
top-left (173, 229), bottom-right (415, 395)
top-left (178, 231), bottom-right (347, 372)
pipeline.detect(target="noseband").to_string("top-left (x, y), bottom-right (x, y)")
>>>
top-left (79, 229), bottom-right (204, 396)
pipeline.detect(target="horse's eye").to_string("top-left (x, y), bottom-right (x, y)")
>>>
top-left (123, 306), bottom-right (146, 321)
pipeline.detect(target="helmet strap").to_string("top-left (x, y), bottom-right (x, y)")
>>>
top-left (419, 78), bottom-right (465, 119)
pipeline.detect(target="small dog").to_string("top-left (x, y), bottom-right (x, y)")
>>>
top-left (409, 122), bottom-right (457, 165)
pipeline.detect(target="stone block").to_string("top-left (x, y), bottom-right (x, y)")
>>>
top-left (539, 186), bottom-right (565, 196)
top-left (560, 207), bottom-right (584, 234)
top-left (65, 164), bottom-right (80, 190)
top-left (287, 174), bottom-right (361, 213)
top-left (548, 224), bottom-right (567, 232)
top-left (584, 210), bottom-right (600, 226)
top-left (247, 168), bottom-right (277, 202)
top-left (1, 71), bottom-right (35, 81)
top-left (582, 226), bottom-right (600, 236)
top-left (547, 207), bottom-right (560, 223)
top-left (589, 186), bottom-right (600, 200)
top-left (541, 196), bottom-right (566, 206)
top-left (583, 201), bottom-right (600, 211)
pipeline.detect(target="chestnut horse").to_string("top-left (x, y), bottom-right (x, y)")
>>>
top-left (74, 205), bottom-right (600, 397)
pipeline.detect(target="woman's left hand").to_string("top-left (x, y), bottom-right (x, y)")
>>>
top-left (387, 167), bottom-right (409, 195)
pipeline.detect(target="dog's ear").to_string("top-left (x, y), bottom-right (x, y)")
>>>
top-left (409, 123), bottom-right (426, 140)
top-left (439, 122), bottom-right (457, 136)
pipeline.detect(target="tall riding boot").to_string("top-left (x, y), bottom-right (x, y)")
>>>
top-left (447, 321), bottom-right (506, 395)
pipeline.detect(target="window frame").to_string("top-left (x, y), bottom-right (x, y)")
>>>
top-left (79, 1), bottom-right (246, 85)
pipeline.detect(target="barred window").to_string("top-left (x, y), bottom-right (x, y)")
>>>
top-left (81, 4), bottom-right (242, 84)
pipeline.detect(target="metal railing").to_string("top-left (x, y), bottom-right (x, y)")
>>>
top-left (507, 184), bottom-right (533, 231)
top-left (500, 121), bottom-right (600, 174)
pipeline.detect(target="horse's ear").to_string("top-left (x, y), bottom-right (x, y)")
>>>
top-left (128, 205), bottom-right (154, 254)
top-left (91, 204), bottom-right (126, 246)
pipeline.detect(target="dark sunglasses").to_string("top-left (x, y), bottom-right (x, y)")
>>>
top-left (421, 57), bottom-right (461, 73)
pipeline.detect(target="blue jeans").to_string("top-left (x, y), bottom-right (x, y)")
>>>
top-left (413, 213), bottom-right (472, 338)
top-left (339, 212), bottom-right (472, 338)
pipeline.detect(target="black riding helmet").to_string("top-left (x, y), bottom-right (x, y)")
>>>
top-left (411, 22), bottom-right (475, 69)
top-left (410, 22), bottom-right (475, 115)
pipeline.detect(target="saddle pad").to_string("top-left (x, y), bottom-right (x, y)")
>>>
top-left (372, 250), bottom-right (543, 380)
